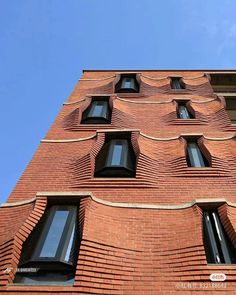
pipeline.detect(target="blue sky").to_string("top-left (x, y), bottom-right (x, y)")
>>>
top-left (1, 0), bottom-right (236, 203)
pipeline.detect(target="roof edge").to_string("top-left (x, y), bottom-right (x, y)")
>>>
top-left (83, 69), bottom-right (236, 73)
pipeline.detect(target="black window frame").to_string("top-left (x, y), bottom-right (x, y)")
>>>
top-left (115, 74), bottom-right (140, 93)
top-left (14, 205), bottom-right (79, 285)
top-left (186, 139), bottom-right (209, 168)
top-left (95, 134), bottom-right (136, 177)
top-left (81, 96), bottom-right (111, 124)
top-left (203, 210), bottom-right (236, 264)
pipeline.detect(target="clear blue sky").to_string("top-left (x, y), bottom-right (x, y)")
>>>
top-left (1, 0), bottom-right (236, 203)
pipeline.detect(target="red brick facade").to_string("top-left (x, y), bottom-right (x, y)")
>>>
top-left (0, 70), bottom-right (236, 294)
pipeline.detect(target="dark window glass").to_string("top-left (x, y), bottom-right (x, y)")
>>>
top-left (115, 74), bottom-right (139, 93)
top-left (81, 97), bottom-right (111, 124)
top-left (123, 78), bottom-right (132, 89)
top-left (110, 143), bottom-right (123, 166)
top-left (186, 141), bottom-right (209, 167)
top-left (171, 77), bottom-right (184, 89)
top-left (203, 210), bottom-right (236, 264)
top-left (95, 136), bottom-right (136, 177)
top-left (39, 210), bottom-right (69, 258)
top-left (91, 103), bottom-right (104, 117)
top-left (225, 97), bottom-right (236, 124)
top-left (14, 205), bottom-right (79, 285)
top-left (178, 104), bottom-right (193, 119)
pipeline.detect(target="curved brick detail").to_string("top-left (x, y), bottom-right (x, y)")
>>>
top-left (7, 134), bottom-right (236, 203)
top-left (73, 201), bottom-right (236, 293)
top-left (0, 198), bottom-right (47, 285)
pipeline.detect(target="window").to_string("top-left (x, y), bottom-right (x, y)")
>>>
top-left (14, 205), bottom-right (79, 285)
top-left (225, 96), bottom-right (236, 124)
top-left (186, 139), bottom-right (209, 167)
top-left (177, 102), bottom-right (194, 119)
top-left (95, 134), bottom-right (136, 177)
top-left (171, 77), bottom-right (184, 90)
top-left (210, 73), bottom-right (236, 93)
top-left (203, 210), bottom-right (236, 264)
top-left (81, 97), bottom-right (111, 124)
top-left (115, 74), bottom-right (139, 93)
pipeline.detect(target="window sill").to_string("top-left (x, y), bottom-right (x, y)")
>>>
top-left (93, 177), bottom-right (137, 180)
top-left (170, 118), bottom-right (207, 124)
top-left (89, 177), bottom-right (152, 188)
top-left (169, 89), bottom-right (188, 93)
top-left (116, 93), bottom-right (143, 98)
top-left (80, 123), bottom-right (112, 126)
top-left (7, 284), bottom-right (75, 291)
top-left (173, 167), bottom-right (230, 177)
top-left (206, 264), bottom-right (236, 268)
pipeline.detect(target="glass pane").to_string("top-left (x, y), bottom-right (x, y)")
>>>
top-left (40, 210), bottom-right (69, 258)
top-left (172, 78), bottom-right (181, 89)
top-left (111, 144), bottom-right (123, 165)
top-left (179, 105), bottom-right (190, 119)
top-left (188, 142), bottom-right (204, 167)
top-left (203, 212), bottom-right (221, 263)
top-left (92, 104), bottom-right (104, 117)
top-left (124, 78), bottom-right (132, 88)
top-left (64, 225), bottom-right (75, 262)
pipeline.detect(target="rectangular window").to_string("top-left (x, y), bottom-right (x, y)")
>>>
top-left (91, 104), bottom-right (104, 117)
top-left (178, 104), bottom-right (193, 119)
top-left (89, 101), bottom-right (108, 118)
top-left (115, 74), bottom-right (139, 93)
top-left (111, 144), bottom-right (123, 166)
top-left (81, 97), bottom-right (111, 124)
top-left (171, 77), bottom-right (184, 89)
top-left (123, 78), bottom-right (132, 89)
top-left (95, 134), bottom-right (136, 177)
top-left (225, 97), bottom-right (236, 124)
top-left (14, 205), bottom-right (78, 285)
top-left (203, 210), bottom-right (236, 264)
top-left (186, 141), bottom-right (209, 167)
top-left (39, 210), bottom-right (70, 258)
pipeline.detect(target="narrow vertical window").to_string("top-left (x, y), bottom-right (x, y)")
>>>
top-left (110, 143), bottom-right (123, 166)
top-left (123, 78), bottom-right (132, 89)
top-left (171, 77), bottom-right (184, 89)
top-left (95, 135), bottom-right (136, 177)
top-left (115, 74), bottom-right (139, 93)
top-left (186, 140), bottom-right (209, 167)
top-left (14, 205), bottom-right (79, 285)
top-left (177, 102), bottom-right (193, 119)
top-left (203, 210), bottom-right (236, 264)
top-left (81, 97), bottom-right (111, 124)
top-left (90, 102), bottom-right (104, 117)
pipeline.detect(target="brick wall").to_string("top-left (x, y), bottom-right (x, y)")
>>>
top-left (0, 70), bottom-right (236, 294)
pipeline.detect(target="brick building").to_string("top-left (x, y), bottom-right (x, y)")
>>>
top-left (0, 70), bottom-right (236, 294)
